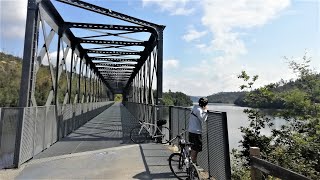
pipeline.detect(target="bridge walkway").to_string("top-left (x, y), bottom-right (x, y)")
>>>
top-left (6, 103), bottom-right (176, 179)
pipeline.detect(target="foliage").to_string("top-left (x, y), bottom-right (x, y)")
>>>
top-left (0, 52), bottom-right (22, 107)
top-left (231, 149), bottom-right (251, 180)
top-left (162, 89), bottom-right (193, 107)
top-left (114, 94), bottom-right (123, 102)
top-left (233, 53), bottom-right (320, 179)
top-left (0, 52), bottom-right (109, 107)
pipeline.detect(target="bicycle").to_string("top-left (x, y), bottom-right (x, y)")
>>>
top-left (130, 119), bottom-right (171, 144)
top-left (168, 129), bottom-right (201, 180)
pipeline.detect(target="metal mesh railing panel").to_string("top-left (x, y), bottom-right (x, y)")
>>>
top-left (47, 106), bottom-right (56, 145)
top-left (13, 102), bottom-right (113, 167)
top-left (207, 112), bottom-right (231, 180)
top-left (0, 108), bottom-right (20, 168)
top-left (183, 109), bottom-right (190, 140)
top-left (171, 108), bottom-right (179, 145)
top-left (198, 121), bottom-right (209, 173)
top-left (62, 104), bottom-right (73, 135)
top-left (177, 108), bottom-right (187, 138)
top-left (19, 107), bottom-right (35, 164)
top-left (34, 107), bottom-right (46, 155)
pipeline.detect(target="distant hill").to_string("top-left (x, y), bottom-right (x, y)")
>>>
top-left (189, 96), bottom-right (201, 103)
top-left (207, 91), bottom-right (246, 104)
top-left (0, 52), bottom-right (22, 107)
top-left (163, 90), bottom-right (193, 107)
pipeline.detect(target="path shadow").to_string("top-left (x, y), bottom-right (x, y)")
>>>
top-left (132, 144), bottom-right (176, 180)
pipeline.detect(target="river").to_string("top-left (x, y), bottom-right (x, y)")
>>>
top-left (206, 103), bottom-right (286, 150)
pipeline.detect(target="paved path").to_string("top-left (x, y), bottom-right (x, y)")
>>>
top-left (0, 103), bottom-right (176, 179)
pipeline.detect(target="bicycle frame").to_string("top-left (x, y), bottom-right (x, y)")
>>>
top-left (138, 121), bottom-right (163, 138)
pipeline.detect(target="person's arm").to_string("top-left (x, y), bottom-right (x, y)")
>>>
top-left (195, 107), bottom-right (208, 122)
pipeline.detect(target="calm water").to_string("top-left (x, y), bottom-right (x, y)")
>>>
top-left (206, 103), bottom-right (286, 150)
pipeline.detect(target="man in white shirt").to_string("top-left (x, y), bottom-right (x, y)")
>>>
top-left (188, 97), bottom-right (209, 164)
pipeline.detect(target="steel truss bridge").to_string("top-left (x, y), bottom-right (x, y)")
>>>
top-left (0, 1), bottom-right (232, 179)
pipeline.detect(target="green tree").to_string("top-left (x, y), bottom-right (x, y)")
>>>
top-left (162, 90), bottom-right (193, 107)
top-left (234, 53), bottom-right (320, 179)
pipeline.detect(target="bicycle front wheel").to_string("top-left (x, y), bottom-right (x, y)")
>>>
top-left (189, 163), bottom-right (201, 180)
top-left (169, 153), bottom-right (188, 180)
top-left (130, 126), bottom-right (148, 144)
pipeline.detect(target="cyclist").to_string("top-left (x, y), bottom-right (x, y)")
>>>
top-left (188, 97), bottom-right (209, 165)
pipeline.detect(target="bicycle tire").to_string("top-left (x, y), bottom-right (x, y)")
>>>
top-left (159, 127), bottom-right (171, 144)
top-left (169, 153), bottom-right (188, 180)
top-left (189, 163), bottom-right (201, 180)
top-left (130, 126), bottom-right (148, 144)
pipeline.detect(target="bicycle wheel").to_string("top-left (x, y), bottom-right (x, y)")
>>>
top-left (159, 127), bottom-right (171, 144)
top-left (130, 126), bottom-right (148, 144)
top-left (169, 153), bottom-right (188, 180)
top-left (189, 163), bottom-right (201, 180)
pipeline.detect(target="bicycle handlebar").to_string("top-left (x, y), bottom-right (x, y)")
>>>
top-left (168, 129), bottom-right (187, 143)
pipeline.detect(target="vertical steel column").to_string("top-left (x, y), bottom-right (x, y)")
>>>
top-left (156, 27), bottom-right (164, 105)
top-left (69, 48), bottom-right (74, 104)
top-left (77, 57), bottom-right (82, 103)
top-left (84, 62), bottom-right (88, 103)
top-left (144, 63), bottom-right (147, 103)
top-left (54, 36), bottom-right (61, 106)
top-left (139, 70), bottom-right (142, 103)
top-left (92, 71), bottom-right (94, 102)
top-left (148, 56), bottom-right (152, 104)
top-left (15, 0), bottom-right (39, 167)
top-left (18, 0), bottom-right (39, 108)
top-left (98, 78), bottom-right (100, 102)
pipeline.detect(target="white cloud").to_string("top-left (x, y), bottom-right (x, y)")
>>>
top-left (182, 26), bottom-right (207, 42)
top-left (0, 0), bottom-right (27, 38)
top-left (200, 0), bottom-right (291, 56)
top-left (142, 0), bottom-right (194, 16)
top-left (164, 59), bottom-right (179, 69)
top-left (164, 0), bottom-right (292, 95)
top-left (163, 55), bottom-right (295, 96)
top-left (42, 50), bottom-right (73, 71)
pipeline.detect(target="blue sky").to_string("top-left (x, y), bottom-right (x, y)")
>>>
top-left (1, 0), bottom-right (319, 96)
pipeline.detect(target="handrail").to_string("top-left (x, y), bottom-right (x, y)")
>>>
top-left (250, 147), bottom-right (310, 180)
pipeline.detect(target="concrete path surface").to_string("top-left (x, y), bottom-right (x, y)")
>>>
top-left (0, 143), bottom-right (177, 180)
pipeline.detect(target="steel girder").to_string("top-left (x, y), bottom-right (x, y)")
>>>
top-left (19, 0), bottom-right (165, 108)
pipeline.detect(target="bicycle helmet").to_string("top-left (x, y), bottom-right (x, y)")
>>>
top-left (198, 97), bottom-right (208, 107)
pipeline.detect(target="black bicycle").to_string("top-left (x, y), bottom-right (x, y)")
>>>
top-left (168, 130), bottom-right (201, 180)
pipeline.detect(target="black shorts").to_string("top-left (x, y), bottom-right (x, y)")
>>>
top-left (189, 132), bottom-right (202, 152)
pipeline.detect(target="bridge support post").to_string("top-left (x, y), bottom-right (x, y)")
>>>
top-left (156, 27), bottom-right (164, 106)
top-left (15, 0), bottom-right (39, 167)
top-left (250, 147), bottom-right (262, 180)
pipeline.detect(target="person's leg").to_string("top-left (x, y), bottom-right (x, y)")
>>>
top-left (191, 149), bottom-right (198, 164)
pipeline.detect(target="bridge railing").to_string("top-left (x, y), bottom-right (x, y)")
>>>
top-left (124, 102), bottom-right (231, 180)
top-left (0, 102), bottom-right (114, 169)
top-left (250, 147), bottom-right (310, 180)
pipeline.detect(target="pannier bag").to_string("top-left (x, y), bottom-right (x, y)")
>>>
top-left (157, 119), bottom-right (167, 126)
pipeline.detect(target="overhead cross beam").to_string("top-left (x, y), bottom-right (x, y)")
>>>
top-left (56, 0), bottom-right (162, 29)
top-left (86, 50), bottom-right (141, 55)
top-left (65, 22), bottom-right (153, 32)
top-left (96, 64), bottom-right (135, 67)
top-left (91, 58), bottom-right (139, 62)
top-left (79, 39), bottom-right (146, 46)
